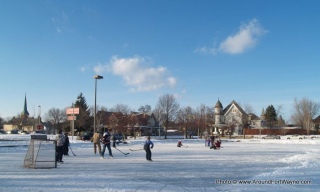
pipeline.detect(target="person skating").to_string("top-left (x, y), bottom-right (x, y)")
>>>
top-left (91, 130), bottom-right (102, 156)
top-left (144, 136), bottom-right (154, 161)
top-left (215, 137), bottom-right (221, 149)
top-left (210, 135), bottom-right (215, 149)
top-left (207, 137), bottom-right (211, 147)
top-left (63, 132), bottom-right (70, 156)
top-left (101, 129), bottom-right (113, 159)
top-left (55, 129), bottom-right (65, 163)
top-left (177, 140), bottom-right (183, 147)
top-left (112, 133), bottom-right (117, 148)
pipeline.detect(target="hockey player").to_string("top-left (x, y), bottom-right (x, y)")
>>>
top-left (177, 140), bottom-right (183, 147)
top-left (101, 130), bottom-right (113, 159)
top-left (144, 136), bottom-right (154, 161)
top-left (91, 130), bottom-right (102, 156)
top-left (56, 129), bottom-right (65, 163)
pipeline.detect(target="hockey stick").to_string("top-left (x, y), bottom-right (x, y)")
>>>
top-left (114, 147), bottom-right (129, 155)
top-left (183, 145), bottom-right (188, 148)
top-left (69, 146), bottom-right (76, 156)
top-left (129, 148), bottom-right (144, 151)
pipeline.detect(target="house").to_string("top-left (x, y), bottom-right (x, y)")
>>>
top-left (97, 111), bottom-right (161, 137)
top-left (212, 99), bottom-right (264, 136)
top-left (312, 115), bottom-right (320, 132)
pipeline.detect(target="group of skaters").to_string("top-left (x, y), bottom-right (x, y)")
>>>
top-left (91, 129), bottom-right (154, 161)
top-left (91, 129), bottom-right (114, 159)
top-left (55, 129), bottom-right (154, 163)
top-left (177, 135), bottom-right (221, 150)
top-left (56, 129), bottom-right (221, 163)
top-left (207, 135), bottom-right (221, 149)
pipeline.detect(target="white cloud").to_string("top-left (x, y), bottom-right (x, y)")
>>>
top-left (94, 56), bottom-right (177, 92)
top-left (194, 46), bottom-right (217, 55)
top-left (196, 19), bottom-right (266, 55)
top-left (93, 63), bottom-right (110, 74)
top-left (219, 19), bottom-right (266, 54)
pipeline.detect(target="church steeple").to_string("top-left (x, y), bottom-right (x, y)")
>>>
top-left (21, 94), bottom-right (29, 119)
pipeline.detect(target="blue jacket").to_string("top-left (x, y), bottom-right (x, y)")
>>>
top-left (144, 140), bottom-right (154, 149)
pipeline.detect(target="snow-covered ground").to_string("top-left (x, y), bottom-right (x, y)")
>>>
top-left (0, 134), bottom-right (319, 192)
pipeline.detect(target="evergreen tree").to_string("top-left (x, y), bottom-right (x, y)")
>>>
top-left (74, 93), bottom-right (92, 132)
top-left (265, 105), bottom-right (277, 127)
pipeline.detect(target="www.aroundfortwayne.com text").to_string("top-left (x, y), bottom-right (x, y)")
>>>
top-left (215, 179), bottom-right (312, 185)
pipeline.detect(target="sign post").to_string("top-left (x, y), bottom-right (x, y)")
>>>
top-left (66, 107), bottom-right (79, 140)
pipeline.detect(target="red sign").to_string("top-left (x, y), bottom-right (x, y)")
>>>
top-left (66, 108), bottom-right (79, 115)
top-left (67, 116), bottom-right (77, 121)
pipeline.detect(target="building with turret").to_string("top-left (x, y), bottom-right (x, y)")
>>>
top-left (212, 99), bottom-right (264, 136)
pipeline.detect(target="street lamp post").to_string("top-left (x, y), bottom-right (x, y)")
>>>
top-left (38, 105), bottom-right (41, 125)
top-left (94, 75), bottom-right (103, 133)
top-left (37, 105), bottom-right (41, 132)
top-left (158, 123), bottom-right (161, 140)
top-left (72, 102), bottom-right (75, 140)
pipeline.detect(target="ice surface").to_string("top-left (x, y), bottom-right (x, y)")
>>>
top-left (0, 135), bottom-right (319, 192)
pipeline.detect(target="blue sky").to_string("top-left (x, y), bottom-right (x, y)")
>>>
top-left (1, 0), bottom-right (320, 122)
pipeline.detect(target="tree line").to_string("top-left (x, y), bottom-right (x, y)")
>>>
top-left (1, 93), bottom-right (319, 136)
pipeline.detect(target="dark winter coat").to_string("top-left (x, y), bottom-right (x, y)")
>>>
top-left (64, 136), bottom-right (69, 146)
top-left (102, 132), bottom-right (111, 144)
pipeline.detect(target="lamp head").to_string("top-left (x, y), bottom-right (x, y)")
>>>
top-left (94, 75), bottom-right (103, 79)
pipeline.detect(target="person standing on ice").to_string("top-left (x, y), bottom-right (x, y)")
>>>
top-left (63, 132), bottom-right (70, 156)
top-left (144, 136), bottom-right (154, 161)
top-left (91, 130), bottom-right (102, 156)
top-left (177, 140), bottom-right (183, 147)
top-left (55, 129), bottom-right (65, 163)
top-left (207, 137), bottom-right (210, 147)
top-left (209, 135), bottom-right (215, 149)
top-left (101, 129), bottom-right (113, 159)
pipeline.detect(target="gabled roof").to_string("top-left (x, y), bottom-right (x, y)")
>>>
top-left (248, 113), bottom-right (260, 120)
top-left (223, 100), bottom-right (247, 116)
top-left (313, 115), bottom-right (320, 123)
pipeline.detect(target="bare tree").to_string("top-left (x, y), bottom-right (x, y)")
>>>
top-left (194, 104), bottom-right (212, 139)
top-left (291, 97), bottom-right (320, 135)
top-left (241, 103), bottom-right (255, 114)
top-left (138, 105), bottom-right (151, 114)
top-left (128, 113), bottom-right (138, 138)
top-left (95, 105), bottom-right (108, 129)
top-left (110, 104), bottom-right (132, 114)
top-left (276, 105), bottom-right (283, 118)
top-left (154, 94), bottom-right (180, 139)
top-left (176, 106), bottom-right (194, 139)
top-left (45, 108), bottom-right (66, 134)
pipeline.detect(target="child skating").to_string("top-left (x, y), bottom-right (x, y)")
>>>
top-left (144, 136), bottom-right (154, 161)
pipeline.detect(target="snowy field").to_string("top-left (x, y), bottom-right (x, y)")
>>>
top-left (0, 135), bottom-right (320, 192)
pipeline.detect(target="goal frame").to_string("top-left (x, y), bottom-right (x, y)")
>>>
top-left (24, 135), bottom-right (57, 169)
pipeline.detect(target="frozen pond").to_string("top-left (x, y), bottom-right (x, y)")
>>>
top-left (0, 135), bottom-right (319, 191)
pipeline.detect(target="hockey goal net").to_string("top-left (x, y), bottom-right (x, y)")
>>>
top-left (24, 135), bottom-right (57, 169)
